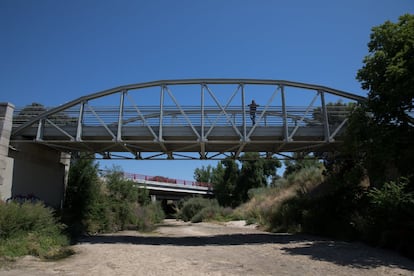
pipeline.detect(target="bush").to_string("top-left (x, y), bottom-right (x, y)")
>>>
top-left (177, 197), bottom-right (234, 223)
top-left (64, 164), bottom-right (164, 235)
top-left (0, 201), bottom-right (70, 259)
top-left (177, 197), bottom-right (212, 222)
top-left (359, 178), bottom-right (414, 257)
top-left (237, 163), bottom-right (336, 231)
top-left (134, 202), bottom-right (165, 232)
top-left (63, 162), bottom-right (164, 238)
top-left (269, 196), bottom-right (304, 233)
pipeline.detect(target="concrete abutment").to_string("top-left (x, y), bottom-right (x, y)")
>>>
top-left (0, 102), bottom-right (70, 208)
top-left (0, 103), bottom-right (15, 201)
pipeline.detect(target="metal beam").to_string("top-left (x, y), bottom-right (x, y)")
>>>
top-left (320, 90), bottom-right (331, 142)
top-left (76, 101), bottom-right (85, 141)
top-left (117, 91), bottom-right (125, 142)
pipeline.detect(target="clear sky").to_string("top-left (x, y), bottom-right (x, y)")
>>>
top-left (1, 0), bottom-right (413, 181)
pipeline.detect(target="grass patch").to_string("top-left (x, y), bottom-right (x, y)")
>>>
top-left (0, 201), bottom-right (70, 260)
top-left (235, 164), bottom-right (325, 230)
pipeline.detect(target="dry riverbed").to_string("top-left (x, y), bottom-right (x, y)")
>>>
top-left (1, 219), bottom-right (414, 275)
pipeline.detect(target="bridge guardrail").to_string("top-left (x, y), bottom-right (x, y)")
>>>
top-left (123, 172), bottom-right (212, 189)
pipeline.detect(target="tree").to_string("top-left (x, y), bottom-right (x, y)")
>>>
top-left (357, 14), bottom-right (414, 127)
top-left (283, 153), bottom-right (322, 178)
top-left (193, 154), bottom-right (281, 207)
top-left (339, 14), bottom-right (414, 256)
top-left (213, 158), bottom-right (239, 207)
top-left (211, 162), bottom-right (224, 185)
top-left (14, 102), bottom-right (77, 126)
top-left (311, 101), bottom-right (356, 127)
top-left (351, 14), bottom-right (414, 186)
top-left (104, 166), bottom-right (141, 230)
top-left (63, 153), bottom-right (105, 236)
top-left (193, 165), bottom-right (213, 183)
top-left (237, 152), bottom-right (281, 203)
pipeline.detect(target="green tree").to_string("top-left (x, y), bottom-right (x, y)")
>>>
top-left (63, 154), bottom-right (107, 236)
top-left (283, 153), bottom-right (322, 178)
top-left (311, 101), bottom-right (356, 127)
top-left (211, 162), bottom-right (224, 185)
top-left (14, 102), bottom-right (77, 126)
top-left (351, 13), bottom-right (414, 186)
top-left (237, 152), bottom-right (281, 203)
top-left (213, 158), bottom-right (239, 207)
top-left (104, 167), bottom-right (139, 230)
top-left (348, 15), bottom-right (414, 256)
top-left (357, 14), bottom-right (414, 127)
top-left (193, 165), bottom-right (213, 183)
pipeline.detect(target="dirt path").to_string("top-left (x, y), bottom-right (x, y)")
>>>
top-left (1, 219), bottom-right (414, 275)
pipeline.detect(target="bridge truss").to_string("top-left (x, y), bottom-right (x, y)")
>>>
top-left (11, 79), bottom-right (366, 160)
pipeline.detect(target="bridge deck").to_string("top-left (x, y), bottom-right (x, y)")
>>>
top-left (12, 124), bottom-right (343, 157)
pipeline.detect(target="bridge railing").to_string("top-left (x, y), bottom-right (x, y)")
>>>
top-left (12, 105), bottom-right (351, 128)
top-left (123, 172), bottom-right (212, 188)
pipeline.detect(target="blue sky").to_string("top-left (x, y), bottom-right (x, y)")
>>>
top-left (1, 0), bottom-right (413, 181)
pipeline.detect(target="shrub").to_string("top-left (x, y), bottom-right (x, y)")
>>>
top-left (237, 185), bottom-right (300, 229)
top-left (236, 163), bottom-right (326, 230)
top-left (64, 162), bottom-right (167, 236)
top-left (134, 202), bottom-right (165, 232)
top-left (177, 197), bottom-right (234, 223)
top-left (0, 201), bottom-right (70, 259)
top-left (191, 205), bottom-right (221, 223)
top-left (359, 178), bottom-right (414, 257)
top-left (177, 197), bottom-right (210, 222)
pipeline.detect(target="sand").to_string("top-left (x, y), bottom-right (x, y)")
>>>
top-left (1, 219), bottom-right (414, 275)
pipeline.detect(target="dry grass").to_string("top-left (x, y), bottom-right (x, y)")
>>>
top-left (236, 165), bottom-right (325, 228)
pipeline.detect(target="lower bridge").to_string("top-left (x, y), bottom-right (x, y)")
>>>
top-left (121, 172), bottom-right (213, 200)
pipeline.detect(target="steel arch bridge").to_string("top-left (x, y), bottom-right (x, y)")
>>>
top-left (11, 79), bottom-right (366, 160)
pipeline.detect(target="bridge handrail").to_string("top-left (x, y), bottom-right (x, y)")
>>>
top-left (11, 78), bottom-right (366, 136)
top-left (12, 105), bottom-right (352, 128)
top-left (123, 172), bottom-right (213, 188)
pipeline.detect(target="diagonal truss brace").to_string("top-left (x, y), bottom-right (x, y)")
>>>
top-left (86, 103), bottom-right (116, 140)
top-left (164, 86), bottom-right (200, 139)
top-left (204, 85), bottom-right (243, 139)
top-left (126, 90), bottom-right (169, 154)
top-left (36, 118), bottom-right (76, 141)
top-left (288, 91), bottom-right (320, 141)
top-left (125, 93), bottom-right (159, 141)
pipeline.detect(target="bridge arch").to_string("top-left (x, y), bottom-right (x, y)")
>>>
top-left (11, 79), bottom-right (366, 160)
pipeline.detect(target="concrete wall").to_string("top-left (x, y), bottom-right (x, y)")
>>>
top-left (9, 143), bottom-right (69, 208)
top-left (0, 103), bottom-right (14, 201)
top-left (0, 102), bottom-right (70, 208)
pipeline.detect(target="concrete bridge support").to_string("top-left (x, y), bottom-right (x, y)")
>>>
top-left (0, 103), bottom-right (15, 201)
top-left (0, 102), bottom-right (70, 208)
top-left (9, 144), bottom-right (70, 208)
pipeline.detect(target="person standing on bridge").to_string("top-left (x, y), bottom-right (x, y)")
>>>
top-left (248, 100), bottom-right (259, 125)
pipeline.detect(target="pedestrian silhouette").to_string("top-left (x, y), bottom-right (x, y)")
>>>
top-left (248, 100), bottom-right (259, 125)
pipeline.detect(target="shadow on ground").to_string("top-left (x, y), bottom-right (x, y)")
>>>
top-left (78, 232), bottom-right (302, 246)
top-left (280, 240), bottom-right (414, 271)
top-left (77, 232), bottom-right (414, 271)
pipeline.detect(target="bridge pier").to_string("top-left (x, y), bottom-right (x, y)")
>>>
top-left (151, 195), bottom-right (157, 203)
top-left (9, 144), bottom-right (70, 208)
top-left (0, 103), bottom-right (15, 201)
top-left (0, 103), bottom-right (70, 208)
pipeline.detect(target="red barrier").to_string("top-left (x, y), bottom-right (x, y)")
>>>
top-left (123, 172), bottom-right (212, 188)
